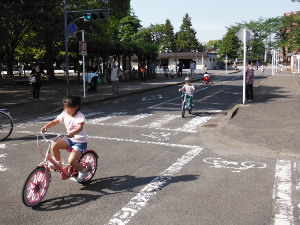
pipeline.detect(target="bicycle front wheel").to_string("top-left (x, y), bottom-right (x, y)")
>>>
top-left (78, 152), bottom-right (98, 184)
top-left (0, 112), bottom-right (13, 141)
top-left (182, 102), bottom-right (186, 118)
top-left (22, 167), bottom-right (50, 207)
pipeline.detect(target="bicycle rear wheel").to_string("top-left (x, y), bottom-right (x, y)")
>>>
top-left (78, 152), bottom-right (98, 184)
top-left (22, 167), bottom-right (50, 207)
top-left (0, 112), bottom-right (13, 141)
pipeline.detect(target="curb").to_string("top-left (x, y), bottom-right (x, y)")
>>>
top-left (225, 104), bottom-right (240, 120)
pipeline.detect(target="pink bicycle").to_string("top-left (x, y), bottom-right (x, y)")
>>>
top-left (22, 132), bottom-right (98, 207)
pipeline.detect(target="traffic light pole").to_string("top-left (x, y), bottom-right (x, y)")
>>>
top-left (64, 0), bottom-right (70, 96)
top-left (63, 2), bottom-right (109, 96)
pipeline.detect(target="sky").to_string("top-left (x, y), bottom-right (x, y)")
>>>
top-left (131, 0), bottom-right (299, 43)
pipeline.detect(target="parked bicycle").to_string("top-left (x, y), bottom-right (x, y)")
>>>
top-left (22, 132), bottom-right (98, 207)
top-left (0, 109), bottom-right (13, 141)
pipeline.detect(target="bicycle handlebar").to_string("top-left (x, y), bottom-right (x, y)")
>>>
top-left (40, 132), bottom-right (68, 143)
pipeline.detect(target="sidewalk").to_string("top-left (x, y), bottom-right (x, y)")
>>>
top-left (218, 74), bottom-right (300, 157)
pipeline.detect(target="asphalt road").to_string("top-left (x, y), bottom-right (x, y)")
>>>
top-left (0, 73), bottom-right (299, 225)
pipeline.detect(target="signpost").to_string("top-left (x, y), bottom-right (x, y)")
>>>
top-left (79, 33), bottom-right (87, 98)
top-left (236, 26), bottom-right (254, 105)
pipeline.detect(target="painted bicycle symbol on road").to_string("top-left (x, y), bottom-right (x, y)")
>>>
top-left (203, 157), bottom-right (267, 173)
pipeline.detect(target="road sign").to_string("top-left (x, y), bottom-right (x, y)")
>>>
top-left (236, 26), bottom-right (254, 43)
top-left (79, 41), bottom-right (87, 55)
top-left (67, 23), bottom-right (77, 34)
top-left (207, 53), bottom-right (212, 58)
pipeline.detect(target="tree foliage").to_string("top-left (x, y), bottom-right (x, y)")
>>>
top-left (176, 14), bottom-right (199, 52)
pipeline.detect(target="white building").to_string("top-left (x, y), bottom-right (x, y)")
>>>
top-left (157, 52), bottom-right (217, 71)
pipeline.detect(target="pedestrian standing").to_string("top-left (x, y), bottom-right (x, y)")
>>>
top-left (178, 60), bottom-right (184, 78)
top-left (246, 61), bottom-right (255, 102)
top-left (260, 65), bottom-right (265, 76)
top-left (30, 64), bottom-right (46, 100)
top-left (190, 61), bottom-right (196, 79)
top-left (111, 62), bottom-right (120, 94)
top-left (140, 64), bottom-right (146, 83)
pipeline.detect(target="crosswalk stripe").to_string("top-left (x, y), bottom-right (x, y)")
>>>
top-left (112, 113), bottom-right (152, 126)
top-left (146, 114), bottom-right (180, 128)
top-left (176, 116), bottom-right (212, 132)
top-left (88, 112), bottom-right (127, 125)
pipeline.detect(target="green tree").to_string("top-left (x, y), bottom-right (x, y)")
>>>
top-left (219, 27), bottom-right (241, 59)
top-left (206, 40), bottom-right (221, 52)
top-left (161, 19), bottom-right (175, 51)
top-left (118, 14), bottom-right (142, 42)
top-left (176, 14), bottom-right (199, 52)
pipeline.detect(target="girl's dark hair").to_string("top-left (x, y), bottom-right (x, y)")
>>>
top-left (63, 95), bottom-right (81, 112)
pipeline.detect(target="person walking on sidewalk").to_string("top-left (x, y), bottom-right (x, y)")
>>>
top-left (111, 62), bottom-right (120, 94)
top-left (140, 64), bottom-right (146, 83)
top-left (30, 64), bottom-right (46, 100)
top-left (246, 61), bottom-right (255, 102)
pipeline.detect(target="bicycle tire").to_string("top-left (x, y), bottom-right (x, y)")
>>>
top-left (182, 102), bottom-right (186, 118)
top-left (0, 111), bottom-right (13, 141)
top-left (22, 167), bottom-right (50, 207)
top-left (78, 151), bottom-right (98, 184)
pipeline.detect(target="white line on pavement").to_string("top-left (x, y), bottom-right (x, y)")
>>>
top-left (149, 107), bottom-right (223, 113)
top-left (0, 144), bottom-right (6, 149)
top-left (88, 112), bottom-right (127, 125)
top-left (176, 116), bottom-right (212, 132)
top-left (273, 159), bottom-right (294, 225)
top-left (105, 147), bottom-right (204, 225)
top-left (145, 114), bottom-right (180, 128)
top-left (112, 113), bottom-right (152, 126)
top-left (0, 153), bottom-right (8, 172)
top-left (89, 136), bottom-right (202, 149)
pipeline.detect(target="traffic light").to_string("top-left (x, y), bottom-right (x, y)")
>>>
top-left (83, 11), bottom-right (109, 22)
top-left (84, 13), bottom-right (92, 21)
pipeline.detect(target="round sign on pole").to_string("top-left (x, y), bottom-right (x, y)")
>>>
top-left (67, 23), bottom-right (77, 34)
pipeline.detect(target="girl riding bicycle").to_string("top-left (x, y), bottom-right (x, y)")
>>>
top-left (179, 77), bottom-right (195, 110)
top-left (41, 96), bottom-right (88, 182)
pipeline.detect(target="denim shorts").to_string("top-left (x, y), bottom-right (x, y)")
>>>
top-left (66, 139), bottom-right (87, 153)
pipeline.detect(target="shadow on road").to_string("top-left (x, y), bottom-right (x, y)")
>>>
top-left (32, 174), bottom-right (199, 211)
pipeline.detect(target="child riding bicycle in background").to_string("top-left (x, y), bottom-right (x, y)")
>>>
top-left (179, 77), bottom-right (195, 110)
top-left (41, 96), bottom-right (88, 182)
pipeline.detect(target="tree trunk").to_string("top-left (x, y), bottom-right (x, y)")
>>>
top-left (44, 40), bottom-right (56, 81)
top-left (6, 51), bottom-right (14, 79)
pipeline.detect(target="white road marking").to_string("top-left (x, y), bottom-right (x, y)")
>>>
top-left (105, 147), bottom-right (203, 225)
top-left (88, 112), bottom-right (127, 125)
top-left (273, 160), bottom-right (294, 225)
top-left (112, 113), bottom-right (152, 126)
top-left (0, 153), bottom-right (8, 172)
top-left (203, 158), bottom-right (267, 173)
top-left (145, 114), bottom-right (180, 128)
top-left (0, 144), bottom-right (6, 149)
top-left (141, 132), bottom-right (176, 142)
top-left (176, 116), bottom-right (212, 132)
top-left (142, 95), bottom-right (163, 101)
top-left (149, 107), bottom-right (223, 113)
top-left (90, 136), bottom-right (202, 149)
